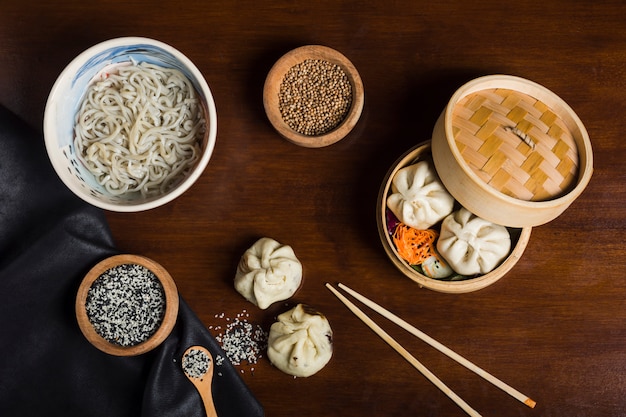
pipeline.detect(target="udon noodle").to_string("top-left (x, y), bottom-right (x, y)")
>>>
top-left (74, 61), bottom-right (205, 197)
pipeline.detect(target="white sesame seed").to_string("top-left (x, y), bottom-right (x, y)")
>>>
top-left (209, 311), bottom-right (268, 370)
top-left (85, 263), bottom-right (165, 347)
top-left (182, 348), bottom-right (211, 379)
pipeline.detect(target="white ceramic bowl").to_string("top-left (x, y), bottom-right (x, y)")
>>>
top-left (44, 37), bottom-right (217, 212)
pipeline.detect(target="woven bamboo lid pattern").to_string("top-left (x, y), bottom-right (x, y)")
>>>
top-left (432, 75), bottom-right (592, 227)
top-left (451, 88), bottom-right (579, 201)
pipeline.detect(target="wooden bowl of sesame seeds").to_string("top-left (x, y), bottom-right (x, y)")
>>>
top-left (75, 254), bottom-right (179, 356)
top-left (263, 45), bottom-right (364, 148)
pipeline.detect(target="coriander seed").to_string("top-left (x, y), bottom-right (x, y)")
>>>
top-left (278, 59), bottom-right (353, 136)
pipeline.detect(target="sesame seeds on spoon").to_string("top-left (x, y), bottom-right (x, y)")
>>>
top-left (182, 345), bottom-right (218, 417)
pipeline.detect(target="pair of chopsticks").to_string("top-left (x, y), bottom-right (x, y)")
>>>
top-left (325, 283), bottom-right (536, 417)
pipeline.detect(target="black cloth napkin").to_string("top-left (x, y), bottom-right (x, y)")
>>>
top-left (0, 105), bottom-right (264, 417)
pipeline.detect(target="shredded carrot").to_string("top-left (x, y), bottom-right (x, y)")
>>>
top-left (392, 224), bottom-right (439, 265)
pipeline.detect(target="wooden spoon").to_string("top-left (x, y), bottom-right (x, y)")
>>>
top-left (182, 345), bottom-right (218, 417)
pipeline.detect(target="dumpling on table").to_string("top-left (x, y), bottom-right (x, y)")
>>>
top-left (387, 161), bottom-right (455, 230)
top-left (234, 237), bottom-right (302, 309)
top-left (267, 304), bottom-right (333, 377)
top-left (436, 208), bottom-right (511, 276)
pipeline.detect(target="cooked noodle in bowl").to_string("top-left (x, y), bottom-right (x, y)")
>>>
top-left (75, 61), bottom-right (205, 197)
top-left (44, 37), bottom-right (217, 212)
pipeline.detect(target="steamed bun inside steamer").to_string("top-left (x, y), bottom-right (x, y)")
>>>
top-left (267, 304), bottom-right (333, 377)
top-left (387, 161), bottom-right (455, 230)
top-left (234, 237), bottom-right (302, 309)
top-left (436, 208), bottom-right (511, 276)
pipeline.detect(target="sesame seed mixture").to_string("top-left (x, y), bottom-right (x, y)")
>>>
top-left (279, 59), bottom-right (353, 136)
top-left (209, 310), bottom-right (268, 374)
top-left (85, 263), bottom-right (166, 347)
top-left (182, 348), bottom-right (211, 379)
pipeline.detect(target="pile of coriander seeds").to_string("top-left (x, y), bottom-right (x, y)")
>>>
top-left (209, 309), bottom-right (268, 375)
top-left (278, 59), bottom-right (353, 136)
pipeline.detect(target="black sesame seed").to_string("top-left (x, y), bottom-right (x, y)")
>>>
top-left (212, 312), bottom-right (268, 366)
top-left (182, 348), bottom-right (211, 379)
top-left (85, 263), bottom-right (166, 347)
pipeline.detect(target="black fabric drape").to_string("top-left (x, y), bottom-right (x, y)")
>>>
top-left (0, 105), bottom-right (264, 417)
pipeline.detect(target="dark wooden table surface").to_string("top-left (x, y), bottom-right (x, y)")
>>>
top-left (2, 1), bottom-right (625, 416)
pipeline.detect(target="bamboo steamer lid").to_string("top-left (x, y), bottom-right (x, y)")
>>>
top-left (432, 75), bottom-right (593, 227)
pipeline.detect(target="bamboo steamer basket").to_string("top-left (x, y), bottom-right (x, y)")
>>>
top-left (378, 75), bottom-right (592, 293)
top-left (431, 75), bottom-right (593, 227)
top-left (377, 142), bottom-right (532, 293)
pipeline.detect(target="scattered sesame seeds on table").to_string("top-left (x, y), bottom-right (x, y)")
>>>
top-left (279, 59), bottom-right (353, 136)
top-left (209, 310), bottom-right (268, 376)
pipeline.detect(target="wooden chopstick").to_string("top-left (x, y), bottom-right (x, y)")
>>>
top-left (334, 282), bottom-right (536, 409)
top-left (325, 283), bottom-right (482, 417)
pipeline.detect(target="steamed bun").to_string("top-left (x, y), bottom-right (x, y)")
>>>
top-left (267, 304), bottom-right (333, 377)
top-left (436, 208), bottom-right (511, 276)
top-left (234, 237), bottom-right (302, 309)
top-left (387, 161), bottom-right (455, 230)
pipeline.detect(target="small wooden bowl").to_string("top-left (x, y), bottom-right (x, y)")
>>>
top-left (76, 254), bottom-right (179, 356)
top-left (377, 142), bottom-right (532, 293)
top-left (263, 45), bottom-right (364, 148)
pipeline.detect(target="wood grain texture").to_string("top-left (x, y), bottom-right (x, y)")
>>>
top-left (2, 1), bottom-right (625, 416)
